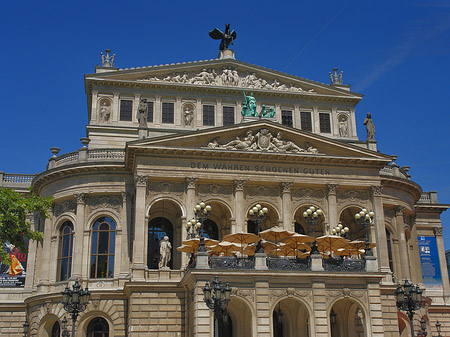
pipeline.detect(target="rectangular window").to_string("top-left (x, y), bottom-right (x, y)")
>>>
top-left (146, 101), bottom-right (154, 123)
top-left (162, 102), bottom-right (174, 124)
top-left (319, 113), bottom-right (331, 133)
top-left (223, 106), bottom-right (235, 126)
top-left (119, 100), bottom-right (133, 121)
top-left (203, 105), bottom-right (215, 126)
top-left (281, 110), bottom-right (293, 127)
top-left (300, 111), bottom-right (312, 131)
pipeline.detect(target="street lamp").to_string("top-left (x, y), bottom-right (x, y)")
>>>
top-left (331, 223), bottom-right (349, 238)
top-left (419, 317), bottom-right (427, 337)
top-left (436, 321), bottom-right (442, 337)
top-left (203, 275), bottom-right (232, 337)
top-left (303, 205), bottom-right (323, 254)
top-left (185, 218), bottom-right (202, 239)
top-left (61, 280), bottom-right (90, 337)
top-left (194, 201), bottom-right (212, 252)
top-left (354, 208), bottom-right (374, 256)
top-left (395, 279), bottom-right (423, 337)
top-left (61, 317), bottom-right (70, 337)
top-left (22, 320), bottom-right (29, 337)
top-left (248, 203), bottom-right (268, 253)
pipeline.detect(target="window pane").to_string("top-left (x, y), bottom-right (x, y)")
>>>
top-left (60, 259), bottom-right (68, 281)
top-left (98, 231), bottom-right (109, 254)
top-left (301, 111), bottom-right (312, 131)
top-left (162, 102), bottom-right (174, 124)
top-left (281, 110), bottom-right (293, 127)
top-left (120, 100), bottom-right (133, 121)
top-left (62, 235), bottom-right (70, 257)
top-left (147, 101), bottom-right (154, 123)
top-left (91, 232), bottom-right (98, 254)
top-left (90, 256), bottom-right (97, 278)
top-left (97, 255), bottom-right (108, 278)
top-left (108, 255), bottom-right (114, 278)
top-left (319, 113), bottom-right (331, 133)
top-left (203, 105), bottom-right (215, 126)
top-left (109, 232), bottom-right (116, 254)
top-left (223, 106), bottom-right (234, 126)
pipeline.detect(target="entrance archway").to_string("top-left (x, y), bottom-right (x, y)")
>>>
top-left (227, 297), bottom-right (253, 337)
top-left (330, 298), bottom-right (366, 337)
top-left (272, 298), bottom-right (310, 337)
top-left (87, 317), bottom-right (109, 337)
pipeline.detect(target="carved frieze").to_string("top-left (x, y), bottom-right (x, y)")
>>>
top-left (53, 200), bottom-right (77, 217)
top-left (336, 190), bottom-right (370, 204)
top-left (326, 288), bottom-right (367, 305)
top-left (231, 288), bottom-right (255, 303)
top-left (197, 183), bottom-right (233, 196)
top-left (137, 68), bottom-right (317, 94)
top-left (87, 195), bottom-right (122, 213)
top-left (291, 188), bottom-right (325, 201)
top-left (206, 129), bottom-right (319, 154)
top-left (147, 182), bottom-right (185, 195)
top-left (246, 185), bottom-right (280, 197)
top-left (269, 288), bottom-right (312, 303)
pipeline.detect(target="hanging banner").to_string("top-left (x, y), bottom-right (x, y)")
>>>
top-left (0, 242), bottom-right (27, 287)
top-left (418, 236), bottom-right (442, 289)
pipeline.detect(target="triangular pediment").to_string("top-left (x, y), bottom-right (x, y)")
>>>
top-left (125, 120), bottom-right (390, 169)
top-left (86, 58), bottom-right (362, 99)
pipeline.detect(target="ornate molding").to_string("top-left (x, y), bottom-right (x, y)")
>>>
top-left (395, 206), bottom-right (406, 216)
top-left (137, 68), bottom-right (317, 94)
top-left (326, 288), bottom-right (367, 305)
top-left (53, 200), bottom-right (77, 217)
top-left (186, 177), bottom-right (198, 189)
top-left (197, 183), bottom-right (233, 196)
top-left (291, 188), bottom-right (325, 201)
top-left (371, 186), bottom-right (383, 196)
top-left (327, 184), bottom-right (338, 195)
top-left (269, 288), bottom-right (312, 303)
top-left (281, 182), bottom-right (293, 193)
top-left (135, 175), bottom-right (148, 187)
top-left (234, 180), bottom-right (246, 192)
top-left (433, 227), bottom-right (443, 236)
top-left (231, 288), bottom-right (255, 303)
top-left (74, 193), bottom-right (86, 204)
top-left (87, 196), bottom-right (123, 213)
top-left (336, 190), bottom-right (369, 204)
top-left (121, 192), bottom-right (127, 203)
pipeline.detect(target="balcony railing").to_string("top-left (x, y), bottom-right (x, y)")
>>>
top-left (0, 172), bottom-right (36, 190)
top-left (48, 148), bottom-right (125, 169)
top-left (209, 256), bottom-right (255, 269)
top-left (322, 258), bottom-right (365, 272)
top-left (267, 257), bottom-right (310, 270)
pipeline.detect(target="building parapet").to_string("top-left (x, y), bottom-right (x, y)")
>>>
top-left (0, 172), bottom-right (35, 191)
top-left (47, 148), bottom-right (125, 170)
top-left (380, 163), bottom-right (411, 180)
top-left (418, 191), bottom-right (439, 204)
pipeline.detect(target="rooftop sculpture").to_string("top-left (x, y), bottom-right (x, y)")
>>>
top-left (209, 23), bottom-right (237, 51)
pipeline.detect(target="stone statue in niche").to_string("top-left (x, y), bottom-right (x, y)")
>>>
top-left (339, 117), bottom-right (348, 137)
top-left (184, 107), bottom-right (194, 126)
top-left (159, 236), bottom-right (172, 269)
top-left (364, 112), bottom-right (375, 141)
top-left (137, 99), bottom-right (148, 128)
top-left (99, 102), bottom-right (111, 123)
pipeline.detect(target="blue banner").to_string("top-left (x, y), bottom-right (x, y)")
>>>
top-left (418, 236), bottom-right (442, 286)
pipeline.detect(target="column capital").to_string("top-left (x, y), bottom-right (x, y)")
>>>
top-left (434, 227), bottom-right (443, 236)
top-left (186, 177), bottom-right (198, 189)
top-left (395, 206), bottom-right (406, 216)
top-left (74, 193), bottom-right (86, 204)
top-left (371, 185), bottom-right (383, 196)
top-left (327, 184), bottom-right (339, 195)
top-left (281, 182), bottom-right (293, 193)
top-left (234, 179), bottom-right (246, 191)
top-left (135, 175), bottom-right (148, 187)
top-left (121, 192), bottom-right (128, 202)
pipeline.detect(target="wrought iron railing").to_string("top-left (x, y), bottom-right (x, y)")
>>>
top-left (209, 256), bottom-right (255, 269)
top-left (322, 258), bottom-right (365, 272)
top-left (267, 257), bottom-right (310, 270)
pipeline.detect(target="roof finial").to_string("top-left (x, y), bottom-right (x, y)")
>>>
top-left (329, 67), bottom-right (343, 85)
top-left (100, 49), bottom-right (115, 67)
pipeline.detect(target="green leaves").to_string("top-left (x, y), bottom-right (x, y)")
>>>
top-left (0, 188), bottom-right (53, 265)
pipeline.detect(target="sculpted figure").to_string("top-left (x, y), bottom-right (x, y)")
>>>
top-left (159, 236), bottom-right (172, 269)
top-left (137, 99), bottom-right (148, 128)
top-left (305, 142), bottom-right (319, 154)
top-left (99, 102), bottom-right (111, 123)
top-left (100, 49), bottom-right (115, 67)
top-left (241, 90), bottom-right (257, 117)
top-left (184, 107), bottom-right (194, 126)
top-left (271, 132), bottom-right (305, 153)
top-left (363, 113), bottom-right (375, 141)
top-left (223, 130), bottom-right (255, 150)
top-left (339, 118), bottom-right (348, 137)
top-left (207, 137), bottom-right (220, 148)
top-left (209, 23), bottom-right (237, 51)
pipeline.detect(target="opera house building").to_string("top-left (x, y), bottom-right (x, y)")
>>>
top-left (0, 43), bottom-right (449, 337)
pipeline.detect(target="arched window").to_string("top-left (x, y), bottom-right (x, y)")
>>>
top-left (90, 217), bottom-right (116, 279)
top-left (148, 217), bottom-right (173, 269)
top-left (51, 321), bottom-right (60, 337)
top-left (57, 221), bottom-right (74, 281)
top-left (203, 219), bottom-right (219, 240)
top-left (386, 229), bottom-right (394, 273)
top-left (87, 317), bottom-right (109, 337)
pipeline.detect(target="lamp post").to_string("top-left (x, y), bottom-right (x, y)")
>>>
top-left (354, 208), bottom-right (374, 256)
top-left (61, 317), bottom-right (70, 337)
top-left (248, 203), bottom-right (268, 253)
top-left (194, 201), bottom-right (212, 252)
top-left (419, 317), bottom-right (427, 337)
top-left (185, 218), bottom-right (202, 239)
top-left (436, 321), bottom-right (442, 337)
top-left (22, 320), bottom-right (29, 337)
top-left (61, 280), bottom-right (91, 337)
top-left (203, 276), bottom-right (232, 337)
top-left (395, 279), bottom-right (423, 337)
top-left (331, 223), bottom-right (349, 238)
top-left (302, 206), bottom-right (323, 254)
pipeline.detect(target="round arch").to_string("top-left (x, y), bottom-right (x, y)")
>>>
top-left (329, 297), bottom-right (368, 337)
top-left (293, 204), bottom-right (327, 238)
top-left (246, 202), bottom-right (280, 234)
top-left (78, 311), bottom-right (115, 337)
top-left (147, 196), bottom-right (185, 218)
top-left (53, 213), bottom-right (76, 236)
top-left (203, 199), bottom-right (233, 239)
top-left (86, 210), bottom-right (121, 231)
top-left (271, 296), bottom-right (311, 337)
top-left (337, 206), bottom-right (366, 241)
top-left (37, 314), bottom-right (60, 337)
top-left (227, 296), bottom-right (254, 337)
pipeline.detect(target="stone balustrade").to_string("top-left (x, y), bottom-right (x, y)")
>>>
top-left (379, 163), bottom-right (410, 180)
top-left (47, 148), bottom-right (125, 169)
top-left (418, 191), bottom-right (439, 204)
top-left (0, 172), bottom-right (36, 191)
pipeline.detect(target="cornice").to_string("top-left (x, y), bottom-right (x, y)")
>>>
top-left (381, 176), bottom-right (423, 203)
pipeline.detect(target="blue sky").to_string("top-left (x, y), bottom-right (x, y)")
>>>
top-left (1, 1), bottom-right (450, 249)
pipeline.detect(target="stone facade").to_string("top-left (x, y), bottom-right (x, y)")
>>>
top-left (0, 49), bottom-right (449, 337)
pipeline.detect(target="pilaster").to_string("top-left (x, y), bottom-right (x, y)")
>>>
top-left (434, 227), bottom-right (450, 298)
top-left (234, 180), bottom-right (246, 233)
top-left (184, 177), bottom-right (197, 267)
top-left (395, 207), bottom-right (410, 280)
top-left (72, 193), bottom-right (86, 279)
top-left (132, 175), bottom-right (147, 280)
top-left (255, 279), bottom-right (271, 337)
top-left (281, 182), bottom-right (293, 231)
top-left (312, 281), bottom-right (327, 337)
top-left (367, 283), bottom-right (385, 337)
top-left (154, 95), bottom-right (161, 125)
top-left (371, 186), bottom-right (391, 279)
top-left (327, 184), bottom-right (338, 233)
top-left (120, 192), bottom-right (130, 277)
top-left (38, 210), bottom-right (53, 286)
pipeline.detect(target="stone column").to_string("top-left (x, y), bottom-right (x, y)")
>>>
top-left (154, 95), bottom-right (161, 125)
top-left (216, 99), bottom-right (223, 126)
top-left (234, 180), bottom-right (246, 233)
top-left (175, 96), bottom-right (182, 126)
top-left (281, 182), bottom-right (293, 231)
top-left (196, 98), bottom-right (202, 126)
top-left (293, 105), bottom-right (300, 129)
top-left (434, 227), bottom-right (450, 297)
top-left (120, 192), bottom-right (130, 277)
top-left (184, 178), bottom-right (197, 266)
top-left (91, 91), bottom-right (98, 123)
top-left (395, 207), bottom-right (410, 280)
top-left (112, 92), bottom-right (119, 122)
top-left (371, 186), bottom-right (391, 276)
top-left (72, 193), bottom-right (86, 279)
top-left (132, 175), bottom-right (147, 280)
top-left (392, 238), bottom-right (401, 281)
top-left (327, 184), bottom-right (338, 232)
top-left (39, 211), bottom-right (53, 285)
top-left (312, 106), bottom-right (319, 133)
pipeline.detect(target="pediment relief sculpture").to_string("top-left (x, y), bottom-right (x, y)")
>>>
top-left (206, 129), bottom-right (319, 154)
top-left (137, 67), bottom-right (317, 93)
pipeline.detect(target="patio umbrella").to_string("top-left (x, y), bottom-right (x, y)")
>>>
top-left (280, 234), bottom-right (314, 254)
top-left (182, 238), bottom-right (219, 250)
top-left (260, 240), bottom-right (278, 253)
top-left (176, 245), bottom-right (198, 254)
top-left (348, 240), bottom-right (376, 251)
top-left (259, 226), bottom-right (295, 243)
top-left (209, 242), bottom-right (242, 256)
top-left (315, 235), bottom-right (349, 253)
top-left (334, 247), bottom-right (365, 257)
top-left (222, 232), bottom-right (261, 245)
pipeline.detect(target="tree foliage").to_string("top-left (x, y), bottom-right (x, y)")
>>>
top-left (0, 188), bottom-right (53, 265)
